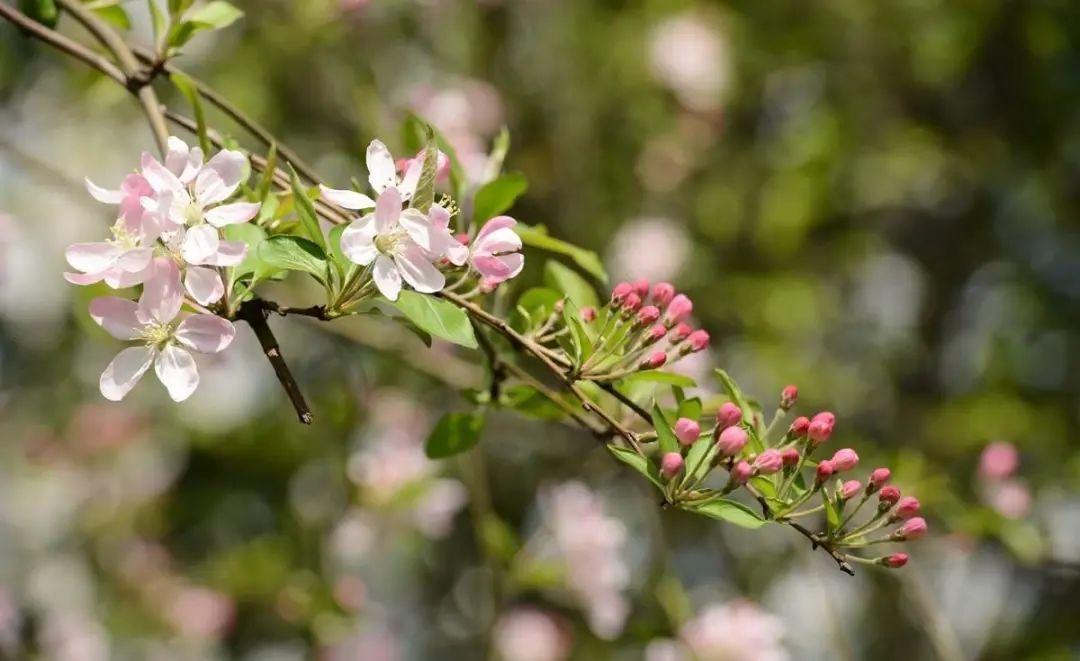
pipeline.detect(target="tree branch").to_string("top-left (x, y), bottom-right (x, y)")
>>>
top-left (236, 299), bottom-right (313, 424)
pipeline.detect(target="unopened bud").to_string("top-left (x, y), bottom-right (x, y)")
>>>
top-left (892, 516), bottom-right (928, 541)
top-left (622, 293), bottom-right (642, 313)
top-left (670, 322), bottom-right (692, 341)
top-left (790, 416), bottom-right (810, 437)
top-left (808, 411), bottom-right (835, 446)
top-left (867, 468), bottom-right (891, 492)
top-left (815, 460), bottom-right (835, 484)
top-left (878, 486), bottom-right (901, 506)
top-left (830, 448), bottom-right (859, 472)
top-left (731, 460), bottom-right (753, 485)
top-left (581, 306), bottom-right (597, 322)
top-left (651, 282), bottom-right (675, 307)
top-left (641, 351), bottom-right (667, 369)
top-left (880, 553), bottom-right (909, 568)
top-left (781, 447), bottom-right (800, 466)
top-left (840, 480), bottom-right (862, 500)
top-left (893, 496), bottom-right (920, 520)
top-left (780, 384), bottom-right (798, 410)
top-left (716, 426), bottom-right (748, 457)
top-left (660, 452), bottom-right (685, 480)
top-left (674, 418), bottom-right (701, 446)
top-left (611, 282), bottom-right (633, 304)
top-left (636, 305), bottom-right (660, 326)
top-left (686, 330), bottom-right (710, 352)
top-left (631, 278), bottom-right (650, 298)
top-left (753, 449), bottom-right (783, 475)
top-left (646, 324), bottom-right (667, 343)
top-left (664, 294), bottom-right (693, 326)
top-left (716, 402), bottom-right (742, 429)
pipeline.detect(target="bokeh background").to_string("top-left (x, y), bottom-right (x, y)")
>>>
top-left (2, 0), bottom-right (1079, 658)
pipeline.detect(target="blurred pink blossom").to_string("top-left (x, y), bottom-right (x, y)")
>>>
top-left (680, 600), bottom-right (788, 661)
top-left (649, 11), bottom-right (733, 112)
top-left (987, 480), bottom-right (1032, 519)
top-left (165, 586), bottom-right (235, 640)
top-left (979, 441), bottom-right (1019, 480)
top-left (493, 607), bottom-right (572, 661)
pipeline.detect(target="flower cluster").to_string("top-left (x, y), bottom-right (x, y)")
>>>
top-left (66, 137), bottom-right (254, 401)
top-left (655, 384), bottom-right (927, 569)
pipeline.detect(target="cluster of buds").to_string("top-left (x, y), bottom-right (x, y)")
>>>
top-left (654, 383), bottom-right (927, 570)
top-left (556, 279), bottom-right (709, 380)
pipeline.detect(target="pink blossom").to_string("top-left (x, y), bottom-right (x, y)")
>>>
top-left (622, 292), bottom-right (642, 312)
top-left (894, 496), bottom-right (920, 519)
top-left (830, 448), bottom-right (859, 472)
top-left (815, 460), bottom-right (835, 483)
top-left (979, 441), bottom-right (1019, 480)
top-left (651, 282), bottom-right (675, 306)
top-left (716, 426), bottom-right (748, 456)
top-left (470, 216), bottom-right (524, 285)
top-left (669, 322), bottom-right (692, 341)
top-left (631, 277), bottom-right (650, 297)
top-left (894, 516), bottom-right (928, 540)
top-left (642, 351), bottom-right (667, 369)
top-left (64, 218), bottom-right (154, 288)
top-left (839, 480), bottom-right (862, 500)
top-left (882, 553), bottom-right (909, 568)
top-left (780, 384), bottom-right (798, 410)
top-left (686, 329), bottom-right (710, 352)
top-left (611, 282), bottom-right (633, 304)
top-left (661, 452), bottom-right (685, 479)
top-left (868, 468), bottom-right (891, 489)
top-left (89, 258), bottom-right (234, 402)
top-left (730, 460), bottom-right (753, 485)
top-left (679, 600), bottom-right (787, 661)
top-left (716, 402), bottom-right (742, 429)
top-left (753, 449), bottom-right (783, 475)
top-left (878, 486), bottom-right (901, 505)
top-left (637, 305), bottom-right (661, 326)
top-left (807, 411), bottom-right (835, 445)
top-left (647, 324), bottom-right (667, 342)
top-left (674, 418), bottom-right (701, 446)
top-left (781, 448), bottom-right (800, 466)
top-left (987, 480), bottom-right (1031, 519)
top-left (493, 608), bottom-right (572, 661)
top-left (789, 416), bottom-right (810, 437)
top-left (664, 294), bottom-right (693, 326)
top-left (581, 307), bottom-right (597, 322)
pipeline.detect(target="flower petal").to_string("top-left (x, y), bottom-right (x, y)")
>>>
top-left (104, 266), bottom-right (150, 289)
top-left (319, 185), bottom-right (376, 210)
top-left (373, 187), bottom-right (401, 234)
top-left (394, 246), bottom-right (445, 293)
top-left (476, 215), bottom-right (517, 239)
top-left (64, 270), bottom-right (107, 286)
top-left (397, 157), bottom-right (422, 201)
top-left (208, 241), bottom-right (247, 267)
top-left (89, 297), bottom-right (144, 340)
top-left (429, 204), bottom-right (451, 229)
top-left (184, 266), bottom-right (225, 306)
top-left (140, 152), bottom-right (185, 195)
top-left (65, 242), bottom-right (119, 273)
top-left (398, 208), bottom-right (438, 253)
top-left (195, 149), bottom-right (248, 206)
top-left (366, 140), bottom-right (398, 193)
top-left (340, 217), bottom-right (378, 265)
top-left (100, 345), bottom-right (155, 401)
top-left (115, 247), bottom-right (154, 273)
top-left (372, 254), bottom-right (402, 301)
top-left (181, 224), bottom-right (221, 265)
top-left (85, 178), bottom-right (123, 204)
top-left (139, 258), bottom-right (183, 324)
top-left (154, 344), bottom-right (200, 402)
top-left (204, 201), bottom-right (260, 227)
top-left (175, 314), bottom-right (236, 353)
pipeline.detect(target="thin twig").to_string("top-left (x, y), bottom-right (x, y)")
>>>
top-left (236, 299), bottom-right (313, 424)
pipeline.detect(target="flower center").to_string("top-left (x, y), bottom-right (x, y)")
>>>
top-left (108, 221), bottom-right (140, 250)
top-left (374, 230), bottom-right (407, 256)
top-left (138, 322), bottom-right (175, 348)
top-left (183, 203), bottom-right (204, 225)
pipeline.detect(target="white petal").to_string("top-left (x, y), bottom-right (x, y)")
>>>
top-left (64, 270), bottom-right (107, 286)
top-left (372, 254), bottom-right (402, 301)
top-left (445, 238), bottom-right (469, 266)
top-left (104, 266), bottom-right (150, 289)
top-left (140, 152), bottom-right (185, 194)
top-left (139, 258), bottom-right (184, 324)
top-left (340, 217), bottom-right (378, 266)
top-left (115, 247), bottom-right (154, 273)
top-left (175, 314), bottom-right (236, 353)
top-left (164, 136), bottom-right (191, 175)
top-left (319, 185), bottom-right (376, 210)
top-left (181, 224), bottom-right (221, 265)
top-left (204, 201), bottom-right (260, 227)
top-left (397, 157), bottom-right (422, 201)
top-left (100, 346), bottom-right (155, 401)
top-left (85, 178), bottom-right (123, 204)
top-left (184, 266), bottom-right (225, 305)
top-left (429, 204), bottom-right (451, 229)
top-left (178, 146), bottom-right (205, 184)
top-left (475, 227), bottom-right (522, 255)
top-left (195, 149), bottom-right (248, 206)
top-left (366, 140), bottom-right (398, 194)
top-left (154, 344), bottom-right (200, 402)
top-left (208, 241), bottom-right (247, 267)
top-left (89, 297), bottom-right (144, 340)
top-left (394, 246), bottom-right (445, 293)
top-left (65, 242), bottom-right (119, 273)
top-left (373, 187), bottom-right (401, 234)
top-left (398, 208), bottom-right (438, 252)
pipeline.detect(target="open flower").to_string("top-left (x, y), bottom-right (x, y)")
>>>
top-left (89, 258), bottom-right (235, 402)
top-left (319, 139), bottom-right (422, 209)
top-left (84, 172), bottom-right (154, 231)
top-left (156, 227), bottom-right (247, 306)
top-left (469, 216), bottom-right (523, 285)
top-left (64, 218), bottom-right (154, 288)
top-left (339, 187), bottom-right (446, 301)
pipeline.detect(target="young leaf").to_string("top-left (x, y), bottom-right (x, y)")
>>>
top-left (623, 370), bottom-right (697, 388)
top-left (651, 403), bottom-right (679, 455)
top-left (170, 72), bottom-right (211, 155)
top-left (410, 130), bottom-right (438, 214)
top-left (561, 299), bottom-right (593, 363)
top-left (677, 397), bottom-right (703, 422)
top-left (544, 260), bottom-right (598, 310)
top-left (688, 498), bottom-right (768, 530)
top-left (223, 222), bottom-right (273, 284)
top-left (681, 435), bottom-right (717, 487)
top-left (517, 224), bottom-right (607, 283)
top-left (93, 4), bottom-right (131, 30)
top-left (511, 287), bottom-right (562, 331)
top-left (168, 0), bottom-right (243, 50)
top-left (327, 223), bottom-right (351, 276)
top-left (714, 369), bottom-right (755, 429)
top-left (606, 444), bottom-right (663, 489)
top-left (472, 172), bottom-right (527, 225)
top-left (148, 0), bottom-right (168, 47)
top-left (288, 166), bottom-right (327, 251)
top-left (424, 411), bottom-right (485, 459)
top-left (256, 235), bottom-right (328, 283)
top-left (393, 292), bottom-right (478, 349)
top-left (18, 0), bottom-right (58, 27)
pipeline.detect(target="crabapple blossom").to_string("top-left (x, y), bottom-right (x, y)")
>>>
top-left (685, 330), bottom-right (709, 352)
top-left (830, 448), bottom-right (859, 472)
top-left (637, 305), bottom-right (661, 326)
top-left (716, 402), bottom-right (742, 429)
top-left (669, 322), bottom-right (692, 341)
top-left (469, 216), bottom-right (524, 285)
top-left (64, 217), bottom-right (153, 288)
top-left (663, 294), bottom-right (692, 326)
top-left (840, 480), bottom-right (862, 500)
top-left (815, 460), bottom-right (835, 483)
top-left (580, 306), bottom-right (597, 322)
top-left (716, 426), bottom-right (748, 457)
top-left (642, 351), bottom-right (667, 369)
top-left (878, 486), bottom-right (901, 506)
top-left (89, 258), bottom-right (235, 402)
top-left (893, 516), bottom-right (928, 540)
top-left (868, 468), bottom-right (891, 490)
top-left (781, 447), bottom-right (800, 466)
top-left (650, 282), bottom-right (675, 306)
top-left (979, 441), bottom-right (1019, 480)
top-left (324, 139), bottom-right (422, 205)
top-left (621, 292), bottom-right (642, 312)
top-left (631, 278), bottom-right (650, 297)
top-left (882, 553), bottom-right (909, 568)
top-left (661, 452), bottom-right (685, 480)
top-left (893, 496), bottom-right (920, 520)
top-left (674, 418), bottom-right (701, 446)
top-left (610, 282), bottom-right (633, 303)
top-left (780, 384), bottom-right (798, 410)
top-left (730, 460), bottom-right (753, 485)
top-left (753, 449), bottom-right (783, 475)
top-left (677, 600), bottom-right (787, 661)
top-left (789, 416), bottom-right (810, 437)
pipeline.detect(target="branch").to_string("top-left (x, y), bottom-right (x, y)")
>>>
top-left (236, 299), bottom-right (313, 424)
top-left (786, 520), bottom-right (855, 576)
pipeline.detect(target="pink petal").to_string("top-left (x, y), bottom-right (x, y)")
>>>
top-left (397, 157), bottom-right (422, 201)
top-left (140, 152), bottom-right (185, 194)
top-left (366, 140), bottom-right (398, 193)
top-left (66, 242), bottom-right (119, 273)
top-left (175, 314), bottom-right (235, 353)
top-left (104, 266), bottom-right (150, 289)
top-left (85, 178), bottom-right (123, 204)
top-left (204, 202), bottom-right (260, 227)
top-left (100, 345), bottom-right (155, 401)
top-left (154, 344), bottom-right (199, 402)
top-left (64, 270), bottom-right (107, 286)
top-left (319, 185), bottom-right (376, 210)
top-left (475, 215), bottom-right (517, 240)
top-left (372, 254), bottom-right (402, 301)
top-left (195, 149), bottom-right (247, 206)
top-left (184, 266), bottom-right (225, 306)
top-left (373, 187), bottom-right (401, 234)
top-left (115, 247), bottom-right (154, 273)
top-left (138, 258), bottom-right (183, 324)
top-left (340, 217), bottom-right (378, 265)
top-left (181, 224), bottom-right (221, 265)
top-left (89, 297), bottom-right (144, 340)
top-left (394, 245), bottom-right (445, 293)
top-left (209, 241), bottom-right (247, 267)
top-left (429, 204), bottom-right (451, 229)
top-left (398, 208), bottom-right (438, 252)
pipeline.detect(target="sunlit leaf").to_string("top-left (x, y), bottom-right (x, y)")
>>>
top-left (424, 411), bottom-right (485, 459)
top-left (394, 292), bottom-right (477, 349)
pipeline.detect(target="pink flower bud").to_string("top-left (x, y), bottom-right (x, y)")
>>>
top-left (636, 305), bottom-right (660, 325)
top-left (611, 282), bottom-right (633, 304)
top-left (622, 293), bottom-right (642, 312)
top-left (647, 324), bottom-right (667, 342)
top-left (781, 448), bottom-right (800, 466)
top-left (815, 460), bottom-right (835, 483)
top-left (731, 460), bottom-right (753, 485)
top-left (716, 402), bottom-right (743, 429)
top-left (868, 468), bottom-right (891, 491)
top-left (454, 232), bottom-right (470, 246)
top-left (807, 411), bottom-right (835, 446)
top-left (979, 441), bottom-right (1019, 480)
top-left (830, 448), bottom-right (859, 472)
top-left (716, 426), bottom-right (748, 457)
top-left (580, 307), bottom-right (597, 322)
top-left (651, 282), bottom-right (675, 306)
top-left (840, 480), bottom-right (862, 500)
top-left (894, 496), bottom-right (920, 520)
top-left (894, 516), bottom-right (928, 541)
top-left (878, 486), bottom-right (901, 506)
top-left (674, 418), bottom-right (701, 446)
top-left (686, 330), bottom-right (710, 352)
top-left (790, 416), bottom-right (810, 437)
top-left (753, 449), bottom-right (783, 475)
top-left (780, 384), bottom-right (798, 410)
top-left (670, 322), bottom-right (692, 341)
top-left (881, 553), bottom-right (909, 568)
top-left (641, 351), bottom-right (667, 369)
top-left (660, 452), bottom-right (685, 480)
top-left (631, 278), bottom-right (650, 297)
top-left (664, 294), bottom-right (693, 326)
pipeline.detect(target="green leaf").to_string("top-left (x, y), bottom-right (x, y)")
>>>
top-left (170, 72), bottom-right (210, 155)
top-left (681, 435), bottom-right (717, 487)
top-left (487, 127), bottom-right (511, 178)
top-left (258, 143), bottom-right (277, 202)
top-left (18, 0), bottom-right (58, 27)
top-left (750, 476), bottom-right (778, 499)
top-left (677, 397), bottom-right (703, 422)
top-left (287, 166), bottom-right (327, 252)
top-left (411, 129), bottom-right (438, 214)
top-left (327, 223), bottom-right (351, 276)
top-left (480, 514), bottom-right (520, 562)
top-left (93, 4), bottom-right (131, 30)
top-left (688, 498), bottom-right (768, 529)
top-left (424, 411), bottom-right (485, 459)
top-left (560, 299), bottom-right (593, 363)
top-left (168, 0), bottom-right (242, 49)
top-left (473, 172), bottom-right (527, 225)
top-left (714, 369), bottom-right (756, 433)
top-left (824, 493), bottom-right (841, 531)
top-left (651, 403), bottom-right (679, 455)
top-left (512, 287), bottom-right (562, 331)
top-left (623, 371), bottom-right (697, 388)
top-left (148, 0), bottom-right (168, 47)
top-left (543, 260), bottom-right (598, 310)
top-left (394, 292), bottom-right (478, 349)
top-left (517, 224), bottom-right (607, 283)
top-left (168, 0), bottom-right (194, 15)
top-left (223, 222), bottom-right (275, 284)
top-left (403, 115), bottom-right (467, 202)
top-left (606, 444), bottom-right (663, 489)
top-left (501, 385), bottom-right (568, 421)
top-left (256, 235), bottom-right (328, 283)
